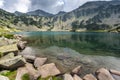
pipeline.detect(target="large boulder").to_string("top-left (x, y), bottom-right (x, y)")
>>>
top-left (25, 63), bottom-right (39, 80)
top-left (34, 57), bottom-right (47, 68)
top-left (0, 53), bottom-right (14, 60)
top-left (15, 67), bottom-right (28, 80)
top-left (96, 68), bottom-right (115, 80)
top-left (17, 41), bottom-right (27, 51)
top-left (73, 74), bottom-right (82, 80)
top-left (72, 66), bottom-right (82, 74)
top-left (0, 44), bottom-right (18, 54)
top-left (0, 75), bottom-right (9, 80)
top-left (23, 55), bottom-right (36, 63)
top-left (64, 73), bottom-right (73, 80)
top-left (38, 63), bottom-right (61, 78)
top-left (83, 74), bottom-right (97, 80)
top-left (0, 55), bottom-right (26, 69)
top-left (110, 69), bottom-right (120, 76)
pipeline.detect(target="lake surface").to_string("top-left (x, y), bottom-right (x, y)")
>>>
top-left (18, 32), bottom-right (120, 76)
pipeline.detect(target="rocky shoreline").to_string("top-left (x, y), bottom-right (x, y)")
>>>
top-left (0, 35), bottom-right (120, 80)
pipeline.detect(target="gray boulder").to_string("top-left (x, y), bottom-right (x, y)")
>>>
top-left (0, 55), bottom-right (26, 69)
top-left (25, 63), bottom-right (39, 80)
top-left (64, 73), bottom-right (73, 80)
top-left (34, 57), bottom-right (47, 68)
top-left (17, 41), bottom-right (27, 51)
top-left (73, 74), bottom-right (82, 80)
top-left (83, 74), bottom-right (97, 80)
top-left (96, 68), bottom-right (115, 80)
top-left (38, 63), bottom-right (61, 78)
top-left (0, 53), bottom-right (14, 60)
top-left (23, 55), bottom-right (36, 63)
top-left (110, 69), bottom-right (120, 76)
top-left (0, 44), bottom-right (18, 54)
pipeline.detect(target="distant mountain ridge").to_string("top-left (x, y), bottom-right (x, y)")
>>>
top-left (27, 9), bottom-right (54, 17)
top-left (0, 1), bottom-right (120, 32)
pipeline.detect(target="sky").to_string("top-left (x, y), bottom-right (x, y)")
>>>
top-left (0, 0), bottom-right (114, 14)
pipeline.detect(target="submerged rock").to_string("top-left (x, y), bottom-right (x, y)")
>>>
top-left (0, 75), bottom-right (9, 80)
top-left (38, 63), bottom-right (61, 78)
top-left (0, 55), bottom-right (26, 70)
top-left (64, 73), bottom-right (73, 80)
top-left (96, 68), bottom-right (115, 80)
top-left (34, 57), bottom-right (47, 68)
top-left (83, 74), bottom-right (97, 80)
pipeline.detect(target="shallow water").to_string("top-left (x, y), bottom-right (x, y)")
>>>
top-left (18, 32), bottom-right (120, 76)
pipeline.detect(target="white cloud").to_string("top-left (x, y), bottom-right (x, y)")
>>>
top-left (0, 0), bottom-right (112, 13)
top-left (14, 0), bottom-right (31, 13)
top-left (0, 0), bottom-right (4, 8)
top-left (1, 0), bottom-right (31, 13)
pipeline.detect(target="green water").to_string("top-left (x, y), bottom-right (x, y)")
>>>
top-left (20, 32), bottom-right (120, 57)
top-left (18, 32), bottom-right (120, 75)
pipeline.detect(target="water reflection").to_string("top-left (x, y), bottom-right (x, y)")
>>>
top-left (22, 32), bottom-right (120, 57)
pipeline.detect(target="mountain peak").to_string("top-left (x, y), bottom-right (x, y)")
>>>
top-left (27, 9), bottom-right (54, 17)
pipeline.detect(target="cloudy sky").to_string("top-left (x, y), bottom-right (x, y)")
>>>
top-left (0, 0), bottom-right (112, 14)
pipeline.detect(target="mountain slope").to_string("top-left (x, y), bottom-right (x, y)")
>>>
top-left (0, 1), bottom-right (120, 32)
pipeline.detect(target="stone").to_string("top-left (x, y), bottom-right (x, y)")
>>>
top-left (14, 34), bottom-right (23, 41)
top-left (72, 66), bottom-right (82, 74)
top-left (17, 41), bottom-right (27, 51)
top-left (34, 57), bottom-right (47, 68)
top-left (38, 63), bottom-right (61, 78)
top-left (83, 74), bottom-right (97, 80)
top-left (0, 75), bottom-right (9, 80)
top-left (0, 53), bottom-right (14, 60)
top-left (23, 55), bottom-right (36, 63)
top-left (0, 44), bottom-right (18, 53)
top-left (15, 67), bottom-right (28, 80)
top-left (110, 69), bottom-right (120, 76)
top-left (73, 74), bottom-right (82, 80)
top-left (96, 68), bottom-right (115, 80)
top-left (0, 55), bottom-right (26, 69)
top-left (64, 73), bottom-right (74, 80)
top-left (25, 63), bottom-right (39, 80)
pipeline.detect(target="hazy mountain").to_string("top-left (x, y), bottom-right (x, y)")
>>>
top-left (0, 1), bottom-right (120, 32)
top-left (56, 11), bottom-right (66, 16)
top-left (14, 11), bottom-right (24, 16)
top-left (27, 9), bottom-right (54, 17)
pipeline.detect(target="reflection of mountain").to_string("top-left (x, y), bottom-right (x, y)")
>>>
top-left (1, 1), bottom-right (120, 31)
top-left (23, 32), bottom-right (120, 56)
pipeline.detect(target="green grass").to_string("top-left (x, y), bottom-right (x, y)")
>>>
top-left (0, 70), bottom-right (17, 80)
top-left (22, 73), bottom-right (30, 80)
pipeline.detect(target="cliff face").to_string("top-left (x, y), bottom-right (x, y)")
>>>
top-left (0, 1), bottom-right (120, 31)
